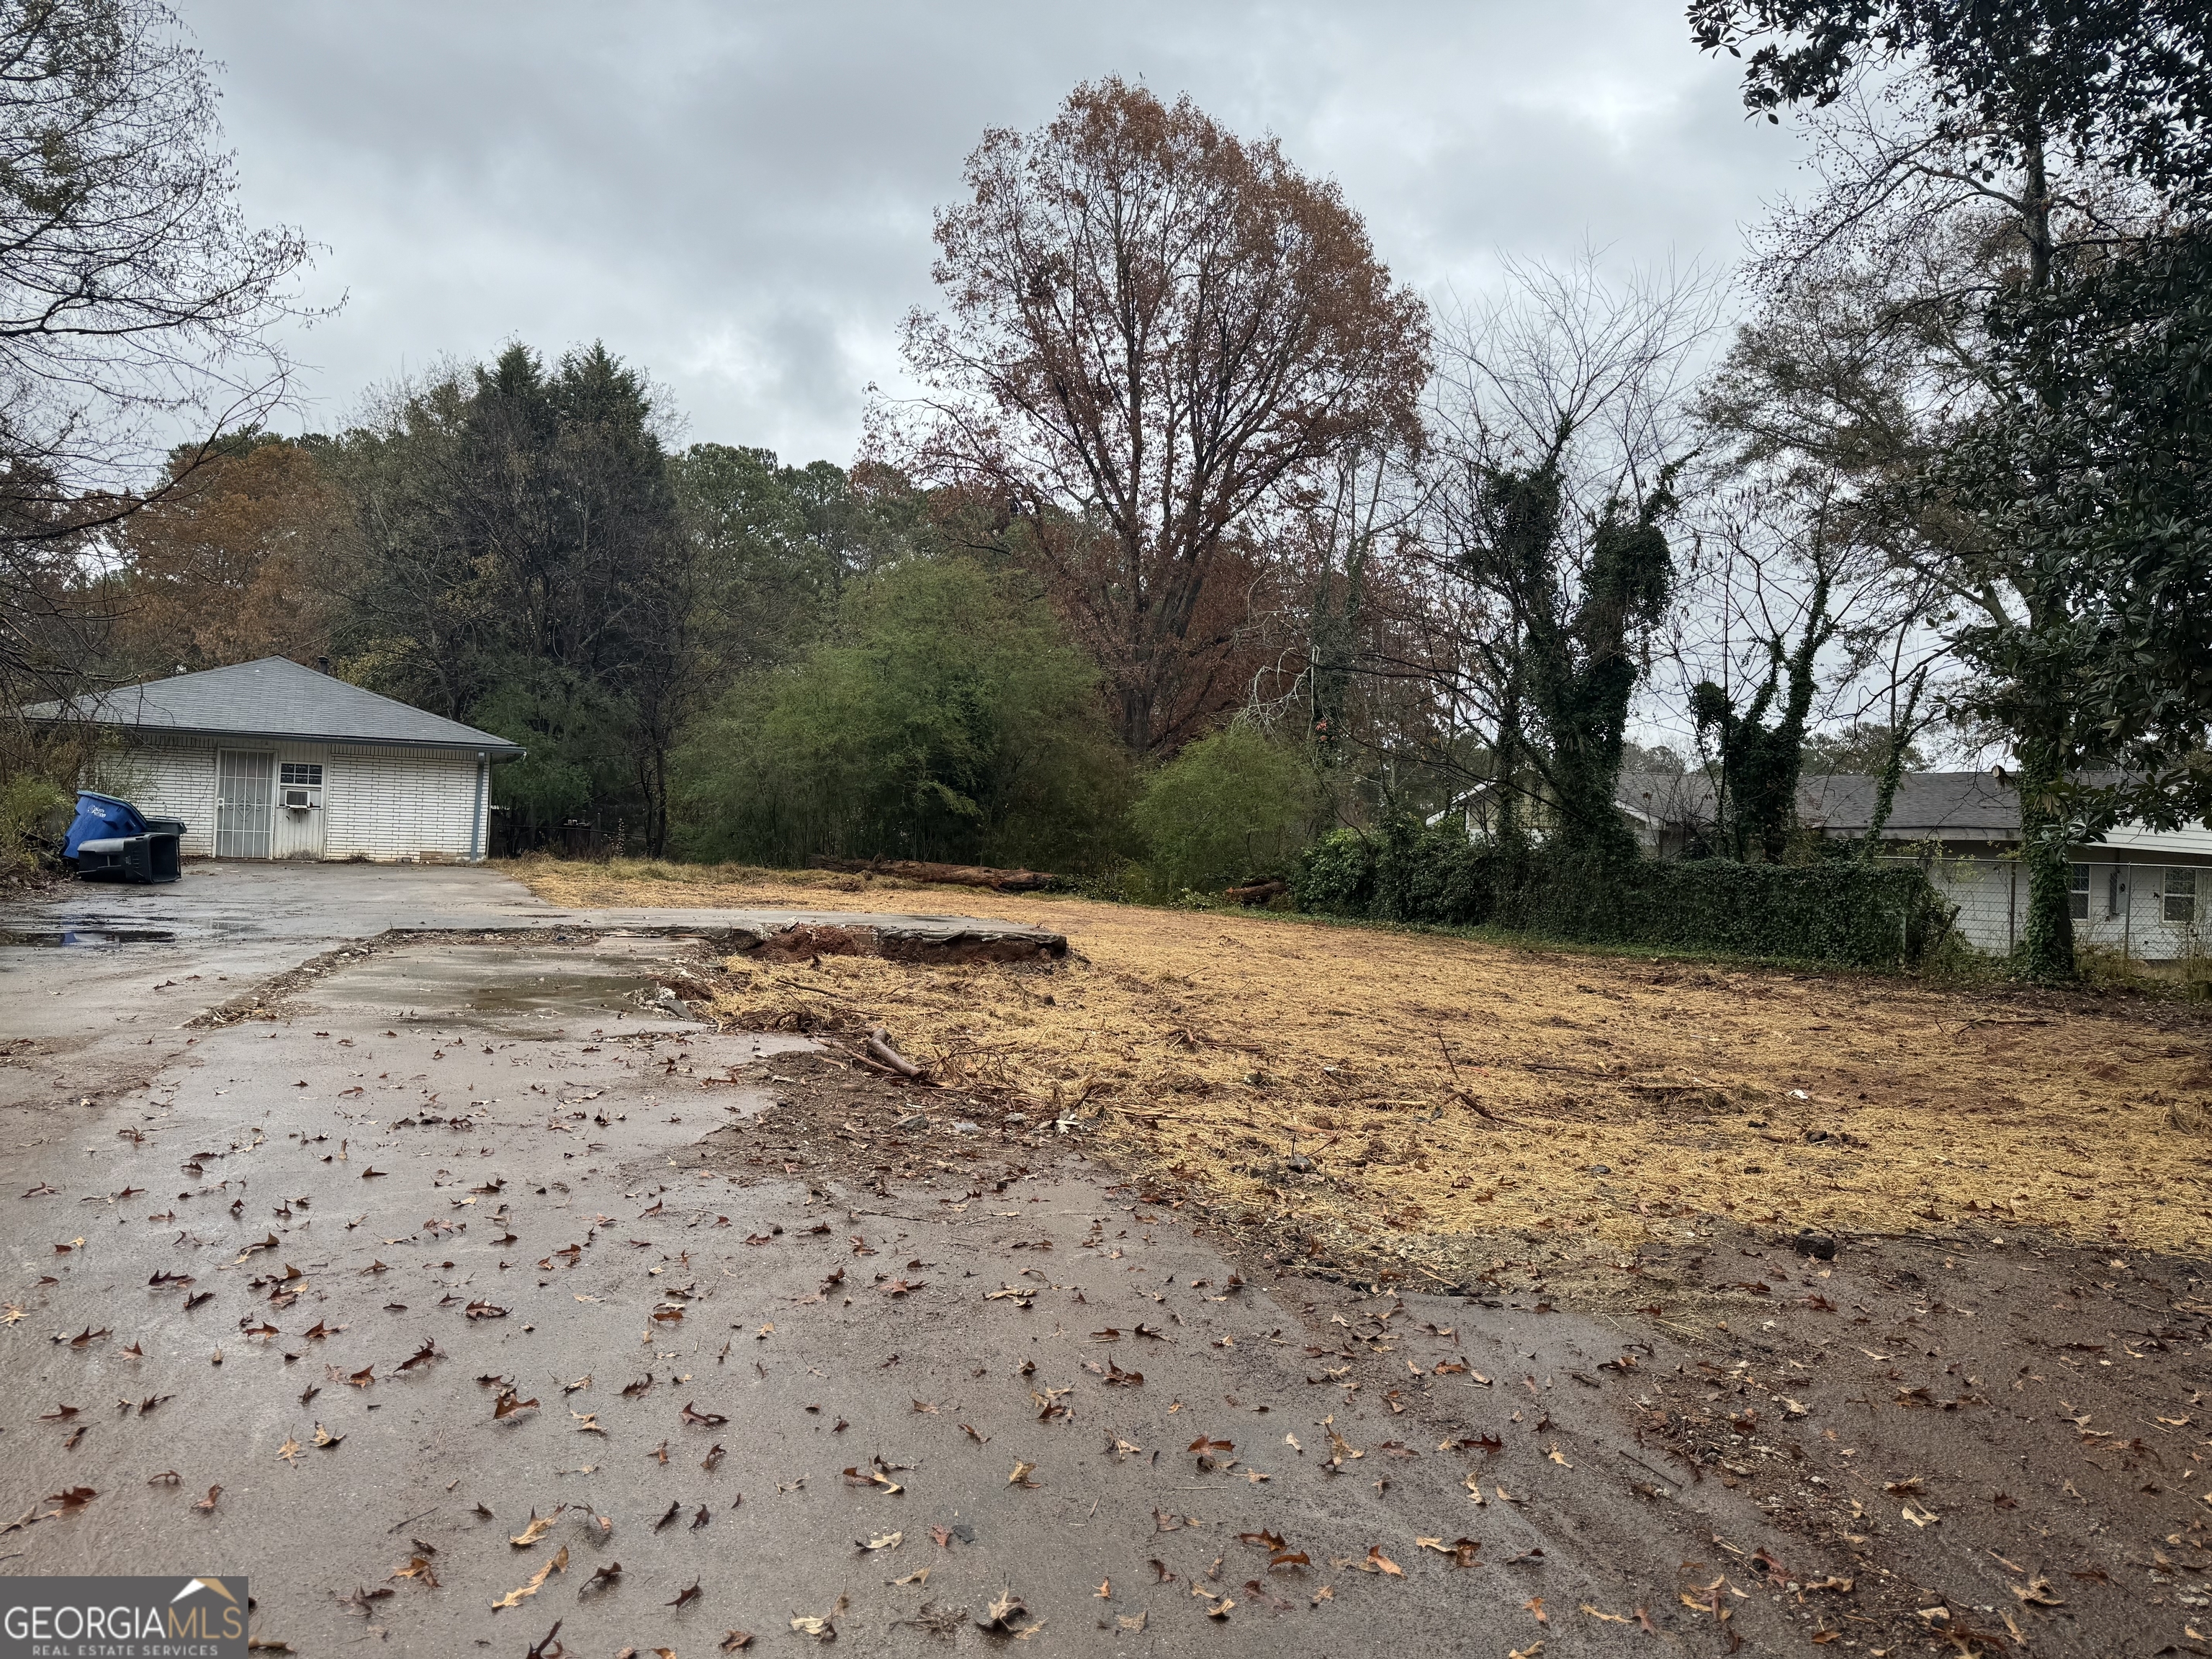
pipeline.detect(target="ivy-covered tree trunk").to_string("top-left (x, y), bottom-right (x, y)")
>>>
top-left (1491, 670), bottom-right (1529, 918)
top-left (1525, 482), bottom-right (1676, 867)
top-left (2012, 688), bottom-right (2077, 982)
top-left (2008, 130), bottom-right (2079, 984)
top-left (1306, 565), bottom-right (1362, 757)
top-left (1857, 669), bottom-right (1924, 856)
top-left (1694, 573), bottom-right (1831, 863)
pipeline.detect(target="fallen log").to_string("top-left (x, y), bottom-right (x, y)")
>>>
top-left (809, 856), bottom-right (1060, 893)
top-left (1223, 878), bottom-right (1287, 907)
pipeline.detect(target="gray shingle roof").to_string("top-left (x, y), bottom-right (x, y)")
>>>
top-left (1795, 772), bottom-right (2022, 835)
top-left (21, 657), bottom-right (526, 757)
top-left (1619, 769), bottom-right (2026, 838)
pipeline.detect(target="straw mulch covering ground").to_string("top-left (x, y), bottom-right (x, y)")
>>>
top-left (521, 859), bottom-right (2212, 1261)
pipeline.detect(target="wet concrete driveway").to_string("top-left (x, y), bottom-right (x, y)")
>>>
top-left (0, 868), bottom-right (1902, 1655)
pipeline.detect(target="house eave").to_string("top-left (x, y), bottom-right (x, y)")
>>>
top-left (29, 714), bottom-right (525, 763)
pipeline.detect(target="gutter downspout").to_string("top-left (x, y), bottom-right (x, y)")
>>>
top-left (472, 752), bottom-right (488, 863)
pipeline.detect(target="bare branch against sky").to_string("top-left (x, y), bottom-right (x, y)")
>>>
top-left (179, 0), bottom-right (1813, 462)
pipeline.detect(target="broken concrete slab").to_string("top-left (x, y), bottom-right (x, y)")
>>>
top-left (564, 907), bottom-right (1067, 962)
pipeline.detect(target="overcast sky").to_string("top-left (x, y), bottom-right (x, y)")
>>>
top-left (186, 1), bottom-right (1815, 466)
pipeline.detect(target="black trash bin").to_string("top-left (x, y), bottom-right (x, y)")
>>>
top-left (63, 791), bottom-right (185, 884)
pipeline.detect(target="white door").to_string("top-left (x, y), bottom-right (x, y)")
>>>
top-left (271, 759), bottom-right (327, 860)
top-left (214, 750), bottom-right (275, 858)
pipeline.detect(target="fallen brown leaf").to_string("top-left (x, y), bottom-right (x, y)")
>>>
top-left (490, 1547), bottom-right (567, 1609)
top-left (791, 1593), bottom-right (847, 1639)
top-left (509, 1509), bottom-right (564, 1547)
top-left (976, 1587), bottom-right (1027, 1632)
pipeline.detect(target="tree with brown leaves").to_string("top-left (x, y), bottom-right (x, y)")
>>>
top-left (886, 78), bottom-right (1429, 756)
top-left (109, 436), bottom-right (342, 678)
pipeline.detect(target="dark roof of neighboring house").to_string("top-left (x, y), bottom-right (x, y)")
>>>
top-left (1619, 769), bottom-right (2026, 840)
top-left (1796, 771), bottom-right (2021, 835)
top-left (1622, 768), bottom-right (2212, 856)
top-left (21, 657), bottom-right (526, 758)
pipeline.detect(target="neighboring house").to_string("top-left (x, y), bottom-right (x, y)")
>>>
top-left (23, 657), bottom-right (524, 863)
top-left (1618, 769), bottom-right (2212, 966)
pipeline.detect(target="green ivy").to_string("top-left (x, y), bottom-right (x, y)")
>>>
top-left (1290, 827), bottom-right (1379, 916)
top-left (1371, 816), bottom-right (1494, 925)
top-left (1292, 825), bottom-right (1951, 968)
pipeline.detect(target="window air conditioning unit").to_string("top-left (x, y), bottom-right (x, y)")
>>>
top-left (282, 786), bottom-right (315, 811)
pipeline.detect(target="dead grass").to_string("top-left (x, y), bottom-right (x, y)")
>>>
top-left (518, 857), bottom-right (2212, 1258)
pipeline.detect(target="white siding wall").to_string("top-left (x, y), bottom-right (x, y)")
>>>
top-left (91, 734), bottom-right (484, 863)
top-left (1923, 855), bottom-right (2018, 953)
top-left (1909, 850), bottom-right (2212, 963)
top-left (92, 738), bottom-right (219, 857)
top-left (2073, 858), bottom-right (2211, 966)
top-left (324, 745), bottom-right (480, 862)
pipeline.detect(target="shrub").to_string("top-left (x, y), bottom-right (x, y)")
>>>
top-left (0, 770), bottom-right (68, 884)
top-left (1372, 815), bottom-right (1495, 924)
top-left (1294, 817), bottom-right (1497, 925)
top-left (1131, 726), bottom-right (1318, 896)
top-left (673, 557), bottom-right (1133, 872)
top-left (1291, 827), bottom-right (1377, 915)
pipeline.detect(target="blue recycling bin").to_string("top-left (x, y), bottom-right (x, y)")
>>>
top-left (63, 791), bottom-right (185, 883)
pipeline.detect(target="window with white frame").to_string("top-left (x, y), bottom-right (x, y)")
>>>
top-left (2069, 863), bottom-right (2090, 919)
top-left (2108, 868), bottom-right (2128, 917)
top-left (280, 762), bottom-right (323, 787)
top-left (2164, 867), bottom-right (2197, 924)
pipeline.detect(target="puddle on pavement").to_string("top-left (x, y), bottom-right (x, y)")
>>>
top-left (464, 971), bottom-right (671, 1018)
top-left (0, 927), bottom-right (179, 947)
top-left (300, 939), bottom-right (710, 1036)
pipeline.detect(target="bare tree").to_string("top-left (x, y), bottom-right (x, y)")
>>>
top-left (0, 0), bottom-right (316, 718)
top-left (1419, 253), bottom-right (1724, 858)
top-left (1665, 464), bottom-right (1950, 859)
top-left (880, 77), bottom-right (1430, 756)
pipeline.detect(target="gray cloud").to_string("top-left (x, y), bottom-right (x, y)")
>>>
top-left (186, 0), bottom-right (1812, 462)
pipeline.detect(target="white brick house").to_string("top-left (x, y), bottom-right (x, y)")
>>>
top-left (24, 657), bottom-right (525, 863)
top-left (1794, 774), bottom-right (2212, 966)
top-left (1619, 770), bottom-right (2212, 967)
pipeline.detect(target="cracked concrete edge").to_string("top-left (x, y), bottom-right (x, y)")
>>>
top-left (176, 914), bottom-right (1069, 1031)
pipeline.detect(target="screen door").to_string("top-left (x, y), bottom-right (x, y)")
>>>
top-left (215, 749), bottom-right (276, 858)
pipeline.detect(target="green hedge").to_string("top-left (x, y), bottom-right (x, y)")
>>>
top-left (1527, 855), bottom-right (1951, 966)
top-left (1291, 821), bottom-right (1951, 968)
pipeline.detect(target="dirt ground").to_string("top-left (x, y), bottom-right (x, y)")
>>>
top-left (517, 860), bottom-right (2212, 1267)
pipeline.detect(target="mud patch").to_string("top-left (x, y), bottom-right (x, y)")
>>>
top-left (183, 927), bottom-right (717, 1030)
top-left (690, 1046), bottom-right (1085, 1196)
top-left (1226, 1219), bottom-right (2212, 1653)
